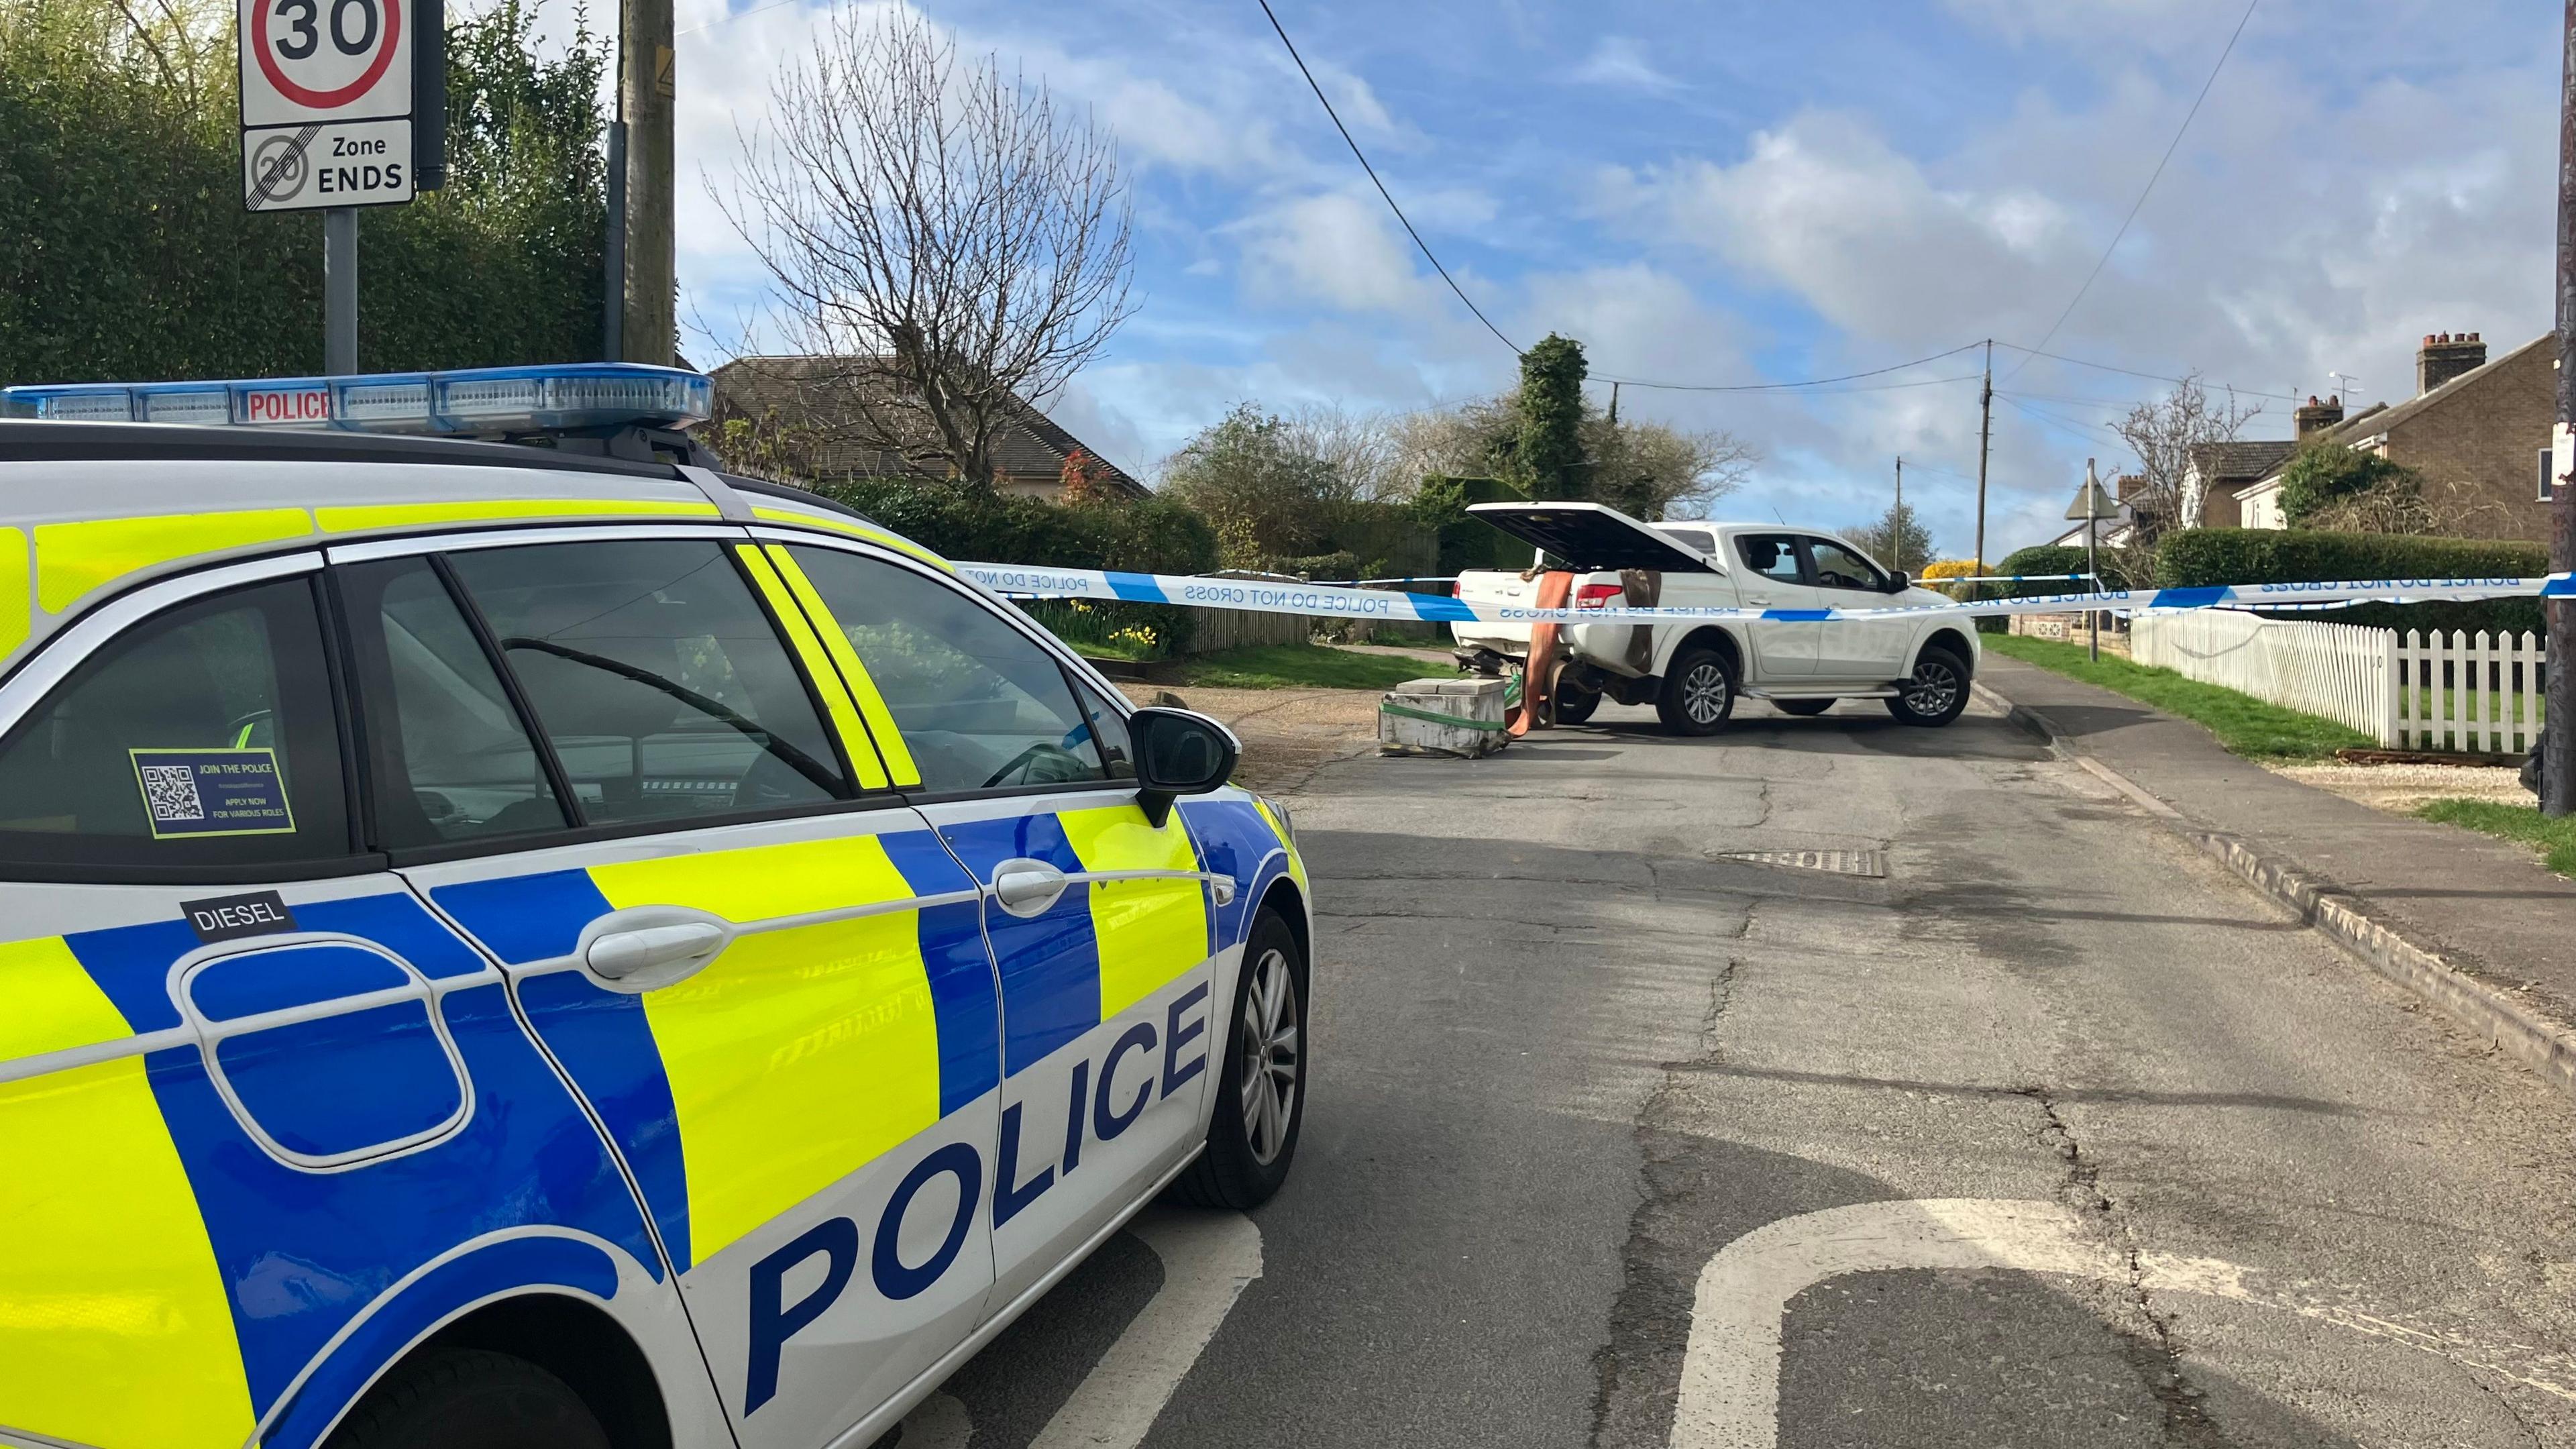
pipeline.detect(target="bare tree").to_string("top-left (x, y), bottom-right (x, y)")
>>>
top-left (1583, 415), bottom-right (1757, 519)
top-left (716, 7), bottom-right (1135, 490)
top-left (2113, 373), bottom-right (2261, 544)
top-left (1280, 404), bottom-right (1401, 502)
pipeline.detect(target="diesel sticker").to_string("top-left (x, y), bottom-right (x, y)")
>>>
top-left (180, 891), bottom-right (300, 943)
top-left (129, 748), bottom-right (297, 839)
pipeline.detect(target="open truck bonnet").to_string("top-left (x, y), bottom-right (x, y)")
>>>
top-left (1465, 501), bottom-right (1723, 574)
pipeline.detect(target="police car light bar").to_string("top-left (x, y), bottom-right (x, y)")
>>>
top-left (0, 363), bottom-right (712, 437)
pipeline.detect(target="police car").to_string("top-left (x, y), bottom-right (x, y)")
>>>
top-left (0, 365), bottom-right (1311, 1449)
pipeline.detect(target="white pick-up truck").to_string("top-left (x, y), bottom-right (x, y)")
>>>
top-left (1448, 502), bottom-right (1980, 735)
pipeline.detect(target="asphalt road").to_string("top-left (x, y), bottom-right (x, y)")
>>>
top-left (896, 693), bottom-right (2576, 1448)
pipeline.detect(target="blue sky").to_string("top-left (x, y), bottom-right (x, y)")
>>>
top-left (664, 0), bottom-right (2563, 557)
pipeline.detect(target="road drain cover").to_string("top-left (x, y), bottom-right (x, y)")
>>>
top-left (1717, 849), bottom-right (1886, 877)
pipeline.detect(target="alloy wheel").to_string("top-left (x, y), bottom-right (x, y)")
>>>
top-left (1904, 659), bottom-right (1960, 718)
top-left (1682, 662), bottom-right (1731, 724)
top-left (1237, 947), bottom-right (1301, 1165)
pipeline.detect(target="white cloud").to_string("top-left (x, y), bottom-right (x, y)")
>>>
top-left (1573, 36), bottom-right (1678, 93)
top-left (1232, 191), bottom-right (1441, 316)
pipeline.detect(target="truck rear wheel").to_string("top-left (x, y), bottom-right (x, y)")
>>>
top-left (1552, 684), bottom-right (1601, 724)
top-left (1655, 647), bottom-right (1737, 736)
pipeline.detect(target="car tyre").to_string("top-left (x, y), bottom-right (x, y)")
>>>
top-left (323, 1349), bottom-right (609, 1449)
top-left (1655, 647), bottom-right (1737, 737)
top-left (1772, 698), bottom-right (1834, 717)
top-left (1886, 646), bottom-right (1972, 727)
top-left (1169, 905), bottom-right (1305, 1210)
top-left (1552, 684), bottom-right (1602, 725)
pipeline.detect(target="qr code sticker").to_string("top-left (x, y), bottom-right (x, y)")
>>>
top-left (140, 763), bottom-right (206, 823)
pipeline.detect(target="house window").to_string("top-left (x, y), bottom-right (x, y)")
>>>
top-left (2542, 446), bottom-right (2559, 504)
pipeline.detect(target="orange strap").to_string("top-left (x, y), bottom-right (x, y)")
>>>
top-left (1508, 570), bottom-right (1574, 737)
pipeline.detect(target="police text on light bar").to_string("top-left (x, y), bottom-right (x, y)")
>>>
top-left (1, 363), bottom-right (712, 437)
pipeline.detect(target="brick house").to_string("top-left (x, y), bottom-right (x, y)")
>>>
top-left (707, 356), bottom-right (1150, 502)
top-left (2233, 331), bottom-right (2555, 540)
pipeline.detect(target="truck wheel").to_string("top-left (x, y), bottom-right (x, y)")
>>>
top-left (1656, 647), bottom-right (1737, 736)
top-left (1168, 906), bottom-right (1305, 1210)
top-left (1886, 646), bottom-right (1971, 727)
top-left (323, 1349), bottom-right (608, 1449)
top-left (1553, 685), bottom-right (1601, 724)
top-left (1772, 699), bottom-right (1834, 717)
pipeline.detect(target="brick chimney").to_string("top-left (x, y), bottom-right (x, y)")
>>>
top-left (2416, 331), bottom-right (2487, 394)
top-left (2294, 394), bottom-right (2345, 439)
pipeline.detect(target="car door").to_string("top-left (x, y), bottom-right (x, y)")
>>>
top-left (0, 555), bottom-right (702, 1449)
top-left (345, 529), bottom-right (1006, 1449)
top-left (1729, 532), bottom-right (1823, 680)
top-left (1801, 537), bottom-right (1916, 682)
top-left (768, 537), bottom-right (1223, 1311)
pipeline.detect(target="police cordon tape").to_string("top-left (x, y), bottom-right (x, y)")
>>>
top-left (956, 561), bottom-right (2576, 626)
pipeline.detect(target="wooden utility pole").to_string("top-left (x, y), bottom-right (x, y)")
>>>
top-left (1974, 339), bottom-right (1994, 576)
top-left (2548, 0), bottom-right (2576, 816)
top-left (618, 0), bottom-right (676, 365)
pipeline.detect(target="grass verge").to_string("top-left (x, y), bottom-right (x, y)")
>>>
top-left (1163, 644), bottom-right (1437, 691)
top-left (2416, 799), bottom-right (2576, 877)
top-left (1984, 633), bottom-right (2371, 760)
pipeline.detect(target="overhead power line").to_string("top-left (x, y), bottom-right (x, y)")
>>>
top-left (1598, 341), bottom-right (1984, 392)
top-left (1252, 0), bottom-right (1523, 356)
top-left (2002, 0), bottom-right (2259, 382)
top-left (1996, 340), bottom-right (2300, 402)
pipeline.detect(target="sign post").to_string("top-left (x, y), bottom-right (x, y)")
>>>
top-left (239, 0), bottom-right (433, 370)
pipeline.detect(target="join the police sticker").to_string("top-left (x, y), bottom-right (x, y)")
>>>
top-left (129, 748), bottom-right (298, 839)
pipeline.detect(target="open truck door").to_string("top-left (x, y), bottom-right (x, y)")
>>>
top-left (1463, 501), bottom-right (1724, 574)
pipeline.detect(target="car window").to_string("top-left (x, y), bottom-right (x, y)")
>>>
top-left (339, 557), bottom-right (573, 849)
top-left (1735, 533), bottom-right (1805, 584)
top-left (1656, 527), bottom-right (1715, 557)
top-left (1805, 539), bottom-right (1886, 592)
top-left (1072, 678), bottom-right (1136, 780)
top-left (0, 577), bottom-right (352, 872)
top-left (784, 546), bottom-right (1109, 794)
top-left (445, 539), bottom-right (849, 826)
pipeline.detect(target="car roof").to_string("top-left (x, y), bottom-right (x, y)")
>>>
top-left (0, 421), bottom-right (949, 678)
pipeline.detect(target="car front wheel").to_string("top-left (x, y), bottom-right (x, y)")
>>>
top-left (323, 1349), bottom-right (608, 1449)
top-left (1169, 905), bottom-right (1305, 1210)
top-left (1886, 646), bottom-right (1972, 727)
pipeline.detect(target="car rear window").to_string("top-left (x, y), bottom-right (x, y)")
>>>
top-left (0, 578), bottom-right (354, 874)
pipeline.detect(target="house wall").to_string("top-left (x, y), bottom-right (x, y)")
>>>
top-left (2379, 339), bottom-right (2555, 541)
top-left (2240, 482), bottom-right (2285, 530)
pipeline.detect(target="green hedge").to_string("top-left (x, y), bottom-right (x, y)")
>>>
top-left (2154, 529), bottom-right (2549, 637)
top-left (1413, 475), bottom-right (1532, 576)
top-left (1, 0), bottom-right (608, 385)
top-left (815, 478), bottom-right (1218, 654)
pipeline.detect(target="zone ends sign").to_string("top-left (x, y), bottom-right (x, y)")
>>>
top-left (239, 0), bottom-right (415, 212)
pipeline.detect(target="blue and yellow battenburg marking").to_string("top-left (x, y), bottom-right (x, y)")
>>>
top-left (0, 798), bottom-right (1293, 1448)
top-left (1, 890), bottom-right (660, 1449)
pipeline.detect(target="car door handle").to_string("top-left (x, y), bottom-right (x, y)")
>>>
top-left (991, 859), bottom-right (1071, 918)
top-left (584, 917), bottom-right (731, 989)
top-left (1746, 594), bottom-right (1777, 606)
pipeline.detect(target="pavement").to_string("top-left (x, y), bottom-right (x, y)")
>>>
top-left (1976, 655), bottom-right (2576, 1044)
top-left (881, 691), bottom-right (2576, 1449)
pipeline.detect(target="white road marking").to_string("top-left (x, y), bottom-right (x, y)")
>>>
top-left (1671, 1199), bottom-right (2120, 1449)
top-left (1028, 1206), bottom-right (1265, 1449)
top-left (1668, 1197), bottom-right (2576, 1449)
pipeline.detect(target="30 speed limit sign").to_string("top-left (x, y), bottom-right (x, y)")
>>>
top-left (238, 0), bottom-right (415, 211)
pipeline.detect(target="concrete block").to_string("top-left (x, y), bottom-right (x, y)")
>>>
top-left (1379, 676), bottom-right (1509, 757)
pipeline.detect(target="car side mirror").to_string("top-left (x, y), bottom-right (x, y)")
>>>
top-left (1886, 572), bottom-right (1911, 592)
top-left (1128, 708), bottom-right (1241, 826)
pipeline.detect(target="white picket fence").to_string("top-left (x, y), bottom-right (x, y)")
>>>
top-left (2392, 627), bottom-right (2548, 755)
top-left (2128, 610), bottom-right (2547, 754)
